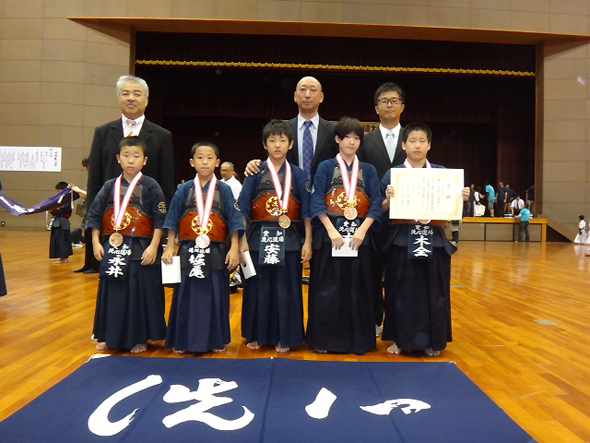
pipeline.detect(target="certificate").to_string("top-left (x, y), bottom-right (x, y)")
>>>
top-left (389, 168), bottom-right (464, 221)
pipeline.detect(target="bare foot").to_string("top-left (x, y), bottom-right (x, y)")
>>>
top-left (247, 341), bottom-right (260, 350)
top-left (95, 342), bottom-right (108, 351)
top-left (387, 344), bottom-right (402, 355)
top-left (213, 347), bottom-right (226, 353)
top-left (173, 348), bottom-right (186, 354)
top-left (275, 343), bottom-right (290, 353)
top-left (52, 258), bottom-right (68, 264)
top-left (425, 348), bottom-right (440, 357)
top-left (130, 344), bottom-right (147, 353)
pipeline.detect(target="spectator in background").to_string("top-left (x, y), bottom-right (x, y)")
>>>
top-left (511, 195), bottom-right (525, 216)
top-left (526, 184), bottom-right (535, 215)
top-left (220, 161), bottom-right (242, 200)
top-left (485, 181), bottom-right (496, 217)
top-left (497, 181), bottom-right (506, 217)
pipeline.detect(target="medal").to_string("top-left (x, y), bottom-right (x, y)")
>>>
top-left (278, 214), bottom-right (291, 229)
top-left (336, 154), bottom-right (360, 219)
top-left (193, 174), bottom-right (217, 244)
top-left (344, 206), bottom-right (358, 221)
top-left (266, 158), bottom-right (293, 227)
top-left (109, 232), bottom-right (123, 247)
top-left (419, 219), bottom-right (431, 225)
top-left (111, 172), bottom-right (142, 246)
top-left (195, 234), bottom-right (210, 249)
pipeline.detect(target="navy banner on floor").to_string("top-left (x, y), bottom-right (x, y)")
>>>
top-left (0, 356), bottom-right (533, 443)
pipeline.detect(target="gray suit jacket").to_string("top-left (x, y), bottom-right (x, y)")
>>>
top-left (86, 118), bottom-right (175, 208)
top-left (358, 128), bottom-right (406, 180)
top-left (286, 116), bottom-right (338, 180)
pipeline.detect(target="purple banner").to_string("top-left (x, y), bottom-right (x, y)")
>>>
top-left (0, 189), bottom-right (79, 216)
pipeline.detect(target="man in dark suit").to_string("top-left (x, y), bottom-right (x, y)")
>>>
top-left (358, 82), bottom-right (407, 335)
top-left (245, 76), bottom-right (337, 182)
top-left (358, 82), bottom-right (407, 180)
top-left (78, 75), bottom-right (175, 273)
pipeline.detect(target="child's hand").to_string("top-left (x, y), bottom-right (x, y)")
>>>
top-left (301, 241), bottom-right (312, 263)
top-left (327, 228), bottom-right (345, 250)
top-left (239, 237), bottom-right (250, 266)
top-left (385, 185), bottom-right (395, 199)
top-left (226, 249), bottom-right (239, 271)
top-left (162, 247), bottom-right (175, 265)
top-left (141, 244), bottom-right (158, 266)
top-left (93, 242), bottom-right (104, 261)
top-left (350, 229), bottom-right (367, 250)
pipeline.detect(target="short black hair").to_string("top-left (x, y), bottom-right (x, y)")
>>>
top-left (334, 117), bottom-right (364, 144)
top-left (262, 120), bottom-right (293, 145)
top-left (401, 122), bottom-right (432, 143)
top-left (81, 157), bottom-right (90, 168)
top-left (191, 141), bottom-right (219, 158)
top-left (119, 136), bottom-right (146, 154)
top-left (374, 82), bottom-right (406, 105)
top-left (55, 181), bottom-right (68, 190)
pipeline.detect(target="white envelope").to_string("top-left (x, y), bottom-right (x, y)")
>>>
top-left (332, 237), bottom-right (358, 257)
top-left (161, 256), bottom-right (181, 284)
top-left (241, 250), bottom-right (257, 279)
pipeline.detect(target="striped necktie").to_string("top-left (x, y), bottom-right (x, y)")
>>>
top-left (302, 120), bottom-right (314, 180)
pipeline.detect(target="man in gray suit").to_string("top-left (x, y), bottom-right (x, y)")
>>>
top-left (245, 76), bottom-right (337, 181)
top-left (358, 82), bottom-right (406, 179)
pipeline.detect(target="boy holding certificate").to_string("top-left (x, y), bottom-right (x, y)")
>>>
top-left (162, 141), bottom-right (243, 353)
top-left (307, 117), bottom-right (382, 355)
top-left (87, 136), bottom-right (167, 353)
top-left (238, 121), bottom-right (312, 353)
top-left (381, 122), bottom-right (469, 356)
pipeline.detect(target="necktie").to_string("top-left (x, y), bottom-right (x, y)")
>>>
top-left (386, 130), bottom-right (395, 163)
top-left (126, 119), bottom-right (136, 137)
top-left (302, 120), bottom-right (314, 181)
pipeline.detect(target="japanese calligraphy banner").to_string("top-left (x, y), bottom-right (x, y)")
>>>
top-left (0, 356), bottom-right (532, 443)
top-left (0, 146), bottom-right (62, 171)
top-left (389, 168), bottom-right (464, 221)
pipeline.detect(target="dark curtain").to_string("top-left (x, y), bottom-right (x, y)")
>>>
top-left (137, 33), bottom-right (535, 196)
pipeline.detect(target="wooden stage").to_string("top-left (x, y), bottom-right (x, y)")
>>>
top-left (459, 216), bottom-right (547, 242)
top-left (1, 231), bottom-right (589, 441)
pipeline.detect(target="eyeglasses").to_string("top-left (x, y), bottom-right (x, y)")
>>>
top-left (377, 98), bottom-right (403, 106)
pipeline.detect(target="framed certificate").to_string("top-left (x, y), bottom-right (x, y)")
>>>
top-left (389, 168), bottom-right (464, 221)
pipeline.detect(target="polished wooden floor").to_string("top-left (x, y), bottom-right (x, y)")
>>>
top-left (1, 231), bottom-right (590, 441)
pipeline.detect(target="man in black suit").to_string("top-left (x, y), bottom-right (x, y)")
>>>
top-left (358, 82), bottom-right (406, 335)
top-left (78, 75), bottom-right (175, 273)
top-left (358, 82), bottom-right (407, 179)
top-left (245, 76), bottom-right (337, 182)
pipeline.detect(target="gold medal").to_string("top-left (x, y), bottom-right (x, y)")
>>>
top-left (196, 234), bottom-right (210, 249)
top-left (419, 219), bottom-right (431, 225)
top-left (109, 232), bottom-right (123, 248)
top-left (344, 206), bottom-right (358, 221)
top-left (278, 214), bottom-right (291, 229)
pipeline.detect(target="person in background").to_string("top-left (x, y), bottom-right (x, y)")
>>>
top-left (485, 181), bottom-right (496, 217)
top-left (574, 215), bottom-right (586, 244)
top-left (220, 161), bottom-right (243, 200)
top-left (525, 184), bottom-right (535, 215)
top-left (515, 203), bottom-right (531, 242)
top-left (511, 195), bottom-right (524, 216)
top-left (49, 181), bottom-right (73, 264)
